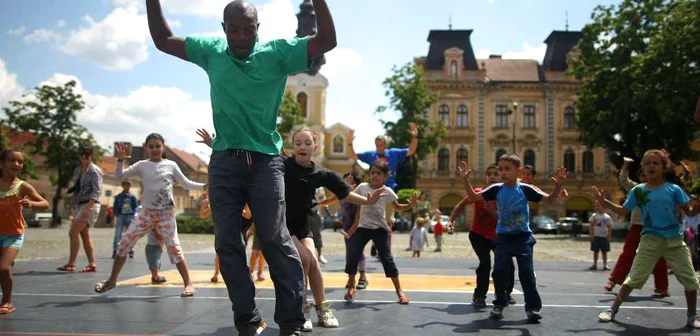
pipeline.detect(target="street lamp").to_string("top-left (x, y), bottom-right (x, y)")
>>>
top-left (508, 102), bottom-right (518, 154)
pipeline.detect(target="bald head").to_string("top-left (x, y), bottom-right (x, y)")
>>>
top-left (223, 1), bottom-right (258, 23)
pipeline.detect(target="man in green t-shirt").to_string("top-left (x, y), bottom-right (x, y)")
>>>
top-left (146, 1), bottom-right (337, 335)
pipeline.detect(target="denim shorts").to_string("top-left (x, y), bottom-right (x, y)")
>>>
top-left (0, 235), bottom-right (24, 249)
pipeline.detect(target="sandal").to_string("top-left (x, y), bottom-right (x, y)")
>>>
top-left (398, 294), bottom-right (410, 305)
top-left (344, 288), bottom-right (356, 301)
top-left (151, 276), bottom-right (167, 284)
top-left (94, 280), bottom-right (116, 293)
top-left (181, 286), bottom-right (196, 297)
top-left (0, 302), bottom-right (15, 315)
top-left (56, 264), bottom-right (75, 272)
top-left (80, 264), bottom-right (98, 273)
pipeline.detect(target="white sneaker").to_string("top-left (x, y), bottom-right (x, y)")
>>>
top-left (598, 309), bottom-right (616, 322)
top-left (316, 301), bottom-right (339, 328)
top-left (319, 255), bottom-right (328, 264)
top-left (301, 302), bottom-right (313, 332)
top-left (687, 315), bottom-right (700, 328)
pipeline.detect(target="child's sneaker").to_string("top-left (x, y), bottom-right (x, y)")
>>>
top-left (316, 301), bottom-right (339, 328)
top-left (687, 315), bottom-right (700, 328)
top-left (301, 302), bottom-right (313, 332)
top-left (527, 310), bottom-right (542, 322)
top-left (472, 296), bottom-right (486, 309)
top-left (598, 309), bottom-right (616, 322)
top-left (507, 295), bottom-right (516, 306)
top-left (490, 306), bottom-right (504, 320)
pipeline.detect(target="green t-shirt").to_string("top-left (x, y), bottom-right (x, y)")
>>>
top-left (185, 36), bottom-right (310, 154)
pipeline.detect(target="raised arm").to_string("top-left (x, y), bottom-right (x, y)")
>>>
top-left (540, 168), bottom-right (568, 204)
top-left (458, 161), bottom-right (484, 202)
top-left (307, 0), bottom-right (337, 58)
top-left (146, 0), bottom-right (187, 61)
top-left (618, 157), bottom-right (637, 192)
top-left (593, 186), bottom-right (630, 217)
top-left (346, 129), bottom-right (359, 162)
top-left (406, 122), bottom-right (419, 157)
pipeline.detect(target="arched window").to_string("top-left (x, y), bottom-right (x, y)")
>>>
top-left (438, 104), bottom-right (450, 126)
top-left (456, 148), bottom-right (468, 167)
top-left (456, 104), bottom-right (468, 127)
top-left (332, 135), bottom-right (344, 154)
top-left (450, 60), bottom-right (458, 79)
top-left (495, 149), bottom-right (507, 164)
top-left (297, 92), bottom-right (308, 118)
top-left (564, 149), bottom-right (576, 172)
top-left (524, 149), bottom-right (536, 168)
top-left (582, 150), bottom-right (594, 173)
top-left (564, 106), bottom-right (576, 129)
top-left (438, 148), bottom-right (450, 172)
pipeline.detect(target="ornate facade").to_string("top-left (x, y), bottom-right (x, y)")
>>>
top-left (414, 29), bottom-right (623, 228)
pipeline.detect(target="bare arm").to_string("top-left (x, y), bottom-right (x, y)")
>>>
top-left (346, 130), bottom-right (359, 162)
top-left (618, 158), bottom-right (637, 192)
top-left (593, 186), bottom-right (630, 217)
top-left (406, 122), bottom-right (419, 157)
top-left (307, 0), bottom-right (337, 58)
top-left (319, 196), bottom-right (338, 207)
top-left (19, 182), bottom-right (50, 210)
top-left (448, 196), bottom-right (471, 223)
top-left (458, 162), bottom-right (484, 203)
top-left (540, 168), bottom-right (568, 204)
top-left (146, 0), bottom-right (187, 61)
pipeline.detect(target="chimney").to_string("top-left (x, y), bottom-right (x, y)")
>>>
top-left (489, 54), bottom-right (502, 59)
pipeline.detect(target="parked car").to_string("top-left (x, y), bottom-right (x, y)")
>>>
top-left (429, 214), bottom-right (450, 233)
top-left (556, 217), bottom-right (584, 237)
top-left (531, 216), bottom-right (558, 234)
top-left (393, 213), bottom-right (410, 232)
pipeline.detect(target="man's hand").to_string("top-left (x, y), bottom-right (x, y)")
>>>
top-left (408, 122), bottom-right (418, 138)
top-left (196, 129), bottom-right (214, 148)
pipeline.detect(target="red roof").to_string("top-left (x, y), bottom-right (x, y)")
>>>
top-left (478, 58), bottom-right (540, 82)
top-left (167, 146), bottom-right (207, 173)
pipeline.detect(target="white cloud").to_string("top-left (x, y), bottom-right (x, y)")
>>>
top-left (320, 48), bottom-right (363, 79)
top-left (476, 42), bottom-right (548, 62)
top-left (60, 6), bottom-right (151, 71)
top-left (38, 73), bottom-right (214, 157)
top-left (6, 26), bottom-right (25, 36)
top-left (56, 20), bottom-right (67, 28)
top-left (158, 0), bottom-right (229, 18)
top-left (24, 29), bottom-right (63, 44)
top-left (0, 59), bottom-right (24, 106)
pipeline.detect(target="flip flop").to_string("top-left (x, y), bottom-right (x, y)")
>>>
top-left (151, 276), bottom-right (167, 284)
top-left (181, 287), bottom-right (196, 297)
top-left (0, 303), bottom-right (16, 315)
top-left (344, 288), bottom-right (356, 301)
top-left (95, 280), bottom-right (116, 293)
top-left (80, 264), bottom-right (98, 273)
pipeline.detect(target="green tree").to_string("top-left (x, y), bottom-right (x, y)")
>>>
top-left (277, 91), bottom-right (305, 149)
top-left (570, 0), bottom-right (700, 171)
top-left (3, 81), bottom-right (103, 225)
top-left (376, 63), bottom-right (447, 188)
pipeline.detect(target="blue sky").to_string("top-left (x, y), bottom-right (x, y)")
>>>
top-left (0, 0), bottom-right (618, 159)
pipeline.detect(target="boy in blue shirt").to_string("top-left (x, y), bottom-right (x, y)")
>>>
top-left (459, 154), bottom-right (568, 321)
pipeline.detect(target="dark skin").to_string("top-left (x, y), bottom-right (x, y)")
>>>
top-left (146, 0), bottom-right (336, 61)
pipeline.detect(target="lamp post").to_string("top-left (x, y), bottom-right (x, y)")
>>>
top-left (508, 102), bottom-right (518, 154)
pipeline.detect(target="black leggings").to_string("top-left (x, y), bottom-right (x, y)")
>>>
top-left (345, 228), bottom-right (398, 277)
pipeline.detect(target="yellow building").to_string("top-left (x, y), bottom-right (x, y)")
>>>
top-left (414, 29), bottom-right (622, 227)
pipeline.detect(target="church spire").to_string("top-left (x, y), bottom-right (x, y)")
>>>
top-left (296, 0), bottom-right (325, 75)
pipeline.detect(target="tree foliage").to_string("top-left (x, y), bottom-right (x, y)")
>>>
top-left (3, 81), bottom-right (103, 225)
top-left (376, 63), bottom-right (447, 188)
top-left (570, 0), bottom-right (700, 173)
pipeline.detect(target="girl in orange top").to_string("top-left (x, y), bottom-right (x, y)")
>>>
top-left (0, 149), bottom-right (49, 314)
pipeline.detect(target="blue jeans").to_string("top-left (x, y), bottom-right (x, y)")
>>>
top-left (113, 214), bottom-right (135, 253)
top-left (145, 232), bottom-right (162, 271)
top-left (493, 233), bottom-right (541, 311)
top-left (208, 150), bottom-right (304, 332)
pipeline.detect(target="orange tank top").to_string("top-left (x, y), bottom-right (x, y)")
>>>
top-left (0, 180), bottom-right (25, 235)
